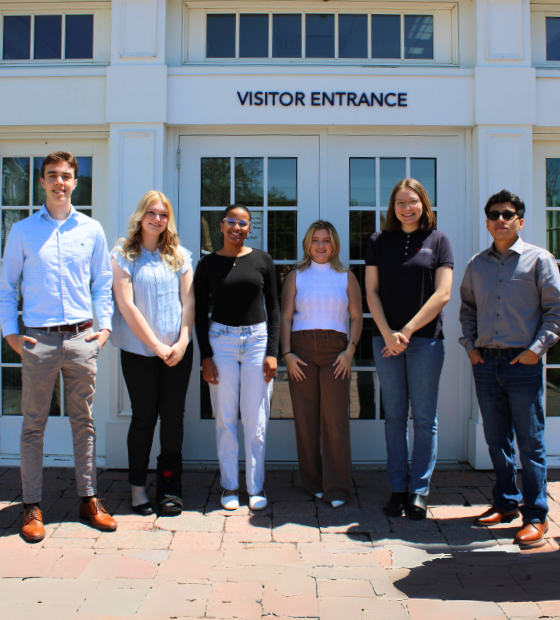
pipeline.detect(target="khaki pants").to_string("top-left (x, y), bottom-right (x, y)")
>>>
top-left (288, 330), bottom-right (352, 503)
top-left (20, 327), bottom-right (99, 504)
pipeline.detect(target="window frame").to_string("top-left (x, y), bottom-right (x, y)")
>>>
top-left (0, 8), bottom-right (96, 65)
top-left (183, 3), bottom-right (458, 66)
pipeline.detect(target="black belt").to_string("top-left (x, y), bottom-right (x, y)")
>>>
top-left (29, 320), bottom-right (93, 334)
top-left (481, 347), bottom-right (525, 359)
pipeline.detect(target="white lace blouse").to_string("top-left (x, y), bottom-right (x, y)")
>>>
top-left (292, 261), bottom-right (349, 334)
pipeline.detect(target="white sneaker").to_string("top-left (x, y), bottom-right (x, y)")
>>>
top-left (220, 491), bottom-right (239, 511)
top-left (315, 492), bottom-right (324, 499)
top-left (331, 500), bottom-right (346, 508)
top-left (249, 491), bottom-right (267, 511)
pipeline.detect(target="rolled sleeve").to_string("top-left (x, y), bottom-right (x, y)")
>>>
top-left (0, 225), bottom-right (23, 337)
top-left (90, 224), bottom-right (114, 331)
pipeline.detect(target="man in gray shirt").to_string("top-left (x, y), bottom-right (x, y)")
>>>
top-left (460, 189), bottom-right (560, 548)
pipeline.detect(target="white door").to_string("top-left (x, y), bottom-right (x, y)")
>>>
top-left (178, 134), bottom-right (320, 461)
top-left (325, 134), bottom-right (467, 462)
top-left (0, 138), bottom-right (109, 463)
top-left (533, 142), bottom-right (560, 458)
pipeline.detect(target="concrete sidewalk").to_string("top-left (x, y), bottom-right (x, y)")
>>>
top-left (1, 466), bottom-right (560, 620)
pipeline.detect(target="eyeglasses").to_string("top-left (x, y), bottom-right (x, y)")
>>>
top-left (487, 209), bottom-right (518, 221)
top-left (222, 218), bottom-right (250, 229)
top-left (145, 210), bottom-right (168, 220)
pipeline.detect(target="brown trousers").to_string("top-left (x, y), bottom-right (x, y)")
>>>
top-left (288, 330), bottom-right (352, 502)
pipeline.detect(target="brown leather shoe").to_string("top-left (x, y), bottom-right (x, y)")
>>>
top-left (21, 505), bottom-right (46, 543)
top-left (473, 507), bottom-right (521, 526)
top-left (80, 497), bottom-right (117, 532)
top-left (514, 520), bottom-right (549, 548)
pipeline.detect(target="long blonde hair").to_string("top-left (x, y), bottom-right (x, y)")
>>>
top-left (295, 220), bottom-right (349, 273)
top-left (115, 190), bottom-right (185, 272)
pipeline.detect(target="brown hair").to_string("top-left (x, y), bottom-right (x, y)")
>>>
top-left (115, 190), bottom-right (185, 272)
top-left (295, 220), bottom-right (349, 273)
top-left (41, 151), bottom-right (78, 179)
top-left (384, 178), bottom-right (436, 232)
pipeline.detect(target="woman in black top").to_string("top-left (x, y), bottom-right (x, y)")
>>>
top-left (194, 204), bottom-right (279, 511)
top-left (365, 179), bottom-right (453, 520)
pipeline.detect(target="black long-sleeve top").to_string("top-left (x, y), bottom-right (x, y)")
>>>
top-left (194, 249), bottom-right (280, 360)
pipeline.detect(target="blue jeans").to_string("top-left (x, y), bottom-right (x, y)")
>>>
top-left (373, 336), bottom-right (444, 496)
top-left (472, 354), bottom-right (547, 523)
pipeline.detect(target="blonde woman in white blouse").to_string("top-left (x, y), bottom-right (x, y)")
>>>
top-left (280, 221), bottom-right (363, 507)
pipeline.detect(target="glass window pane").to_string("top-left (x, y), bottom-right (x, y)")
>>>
top-left (206, 14), bottom-right (235, 58)
top-left (240, 14), bottom-right (268, 58)
top-left (273, 14), bottom-right (302, 58)
top-left (201, 211), bottom-right (223, 257)
top-left (353, 317), bottom-right (374, 367)
top-left (72, 157), bottom-right (93, 206)
top-left (351, 265), bottom-right (369, 314)
top-left (547, 342), bottom-right (560, 365)
top-left (350, 371), bottom-right (376, 419)
top-left (339, 15), bottom-right (367, 59)
top-left (245, 210), bottom-right (264, 251)
top-left (371, 15), bottom-right (400, 59)
top-left (380, 210), bottom-right (388, 229)
top-left (349, 211), bottom-right (376, 261)
top-left (547, 17), bottom-right (560, 61)
top-left (201, 158), bottom-right (230, 207)
top-left (2, 210), bottom-right (29, 256)
top-left (350, 158), bottom-right (376, 206)
top-left (268, 211), bottom-right (297, 260)
top-left (405, 15), bottom-right (433, 60)
top-left (2, 158), bottom-right (30, 206)
top-left (33, 157), bottom-right (45, 206)
top-left (380, 158), bottom-right (406, 206)
top-left (547, 159), bottom-right (560, 207)
top-left (65, 15), bottom-right (94, 59)
top-left (410, 158), bottom-right (437, 206)
top-left (1, 316), bottom-right (24, 363)
top-left (268, 158), bottom-right (297, 206)
top-left (34, 15), bottom-right (62, 60)
top-left (3, 16), bottom-right (31, 60)
top-left (235, 158), bottom-right (263, 206)
top-left (2, 367), bottom-right (22, 415)
top-left (270, 371), bottom-right (293, 419)
top-left (547, 368), bottom-right (560, 416)
top-left (547, 211), bottom-right (560, 259)
top-left (305, 14), bottom-right (334, 59)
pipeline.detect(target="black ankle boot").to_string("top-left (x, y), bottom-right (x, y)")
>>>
top-left (156, 454), bottom-right (183, 516)
top-left (406, 493), bottom-right (428, 520)
top-left (384, 492), bottom-right (409, 517)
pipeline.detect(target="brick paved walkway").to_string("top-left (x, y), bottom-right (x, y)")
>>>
top-left (1, 466), bottom-right (560, 619)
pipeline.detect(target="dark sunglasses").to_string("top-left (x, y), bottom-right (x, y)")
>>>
top-left (487, 209), bottom-right (518, 221)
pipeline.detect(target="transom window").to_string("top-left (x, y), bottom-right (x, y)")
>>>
top-left (0, 156), bottom-right (93, 418)
top-left (2, 13), bottom-right (93, 61)
top-left (206, 12), bottom-right (434, 60)
top-left (348, 157), bottom-right (437, 420)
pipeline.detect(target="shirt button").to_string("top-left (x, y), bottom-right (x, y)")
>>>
top-left (495, 331), bottom-right (498, 334)
top-left (496, 313), bottom-right (499, 317)
top-left (498, 296), bottom-right (501, 300)
top-left (499, 279), bottom-right (502, 283)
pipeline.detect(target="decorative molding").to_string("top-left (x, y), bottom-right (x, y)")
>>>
top-left (119, 0), bottom-right (157, 58)
top-left (485, 0), bottom-right (524, 59)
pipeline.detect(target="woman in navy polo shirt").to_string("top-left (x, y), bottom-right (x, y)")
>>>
top-left (365, 179), bottom-right (453, 520)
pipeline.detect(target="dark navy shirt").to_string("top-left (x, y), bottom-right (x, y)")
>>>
top-left (365, 229), bottom-right (454, 339)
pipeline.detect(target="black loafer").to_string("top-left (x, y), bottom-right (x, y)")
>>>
top-left (131, 501), bottom-right (154, 516)
top-left (383, 492), bottom-right (409, 517)
top-left (406, 494), bottom-right (428, 520)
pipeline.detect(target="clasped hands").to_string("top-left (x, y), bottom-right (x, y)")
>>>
top-left (155, 341), bottom-right (188, 367)
top-left (381, 327), bottom-right (412, 357)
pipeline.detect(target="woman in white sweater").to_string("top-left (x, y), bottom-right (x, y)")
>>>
top-left (280, 221), bottom-right (363, 507)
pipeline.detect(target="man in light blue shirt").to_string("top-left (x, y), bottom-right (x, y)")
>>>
top-left (0, 151), bottom-right (117, 542)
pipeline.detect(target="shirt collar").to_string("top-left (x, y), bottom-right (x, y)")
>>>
top-left (487, 236), bottom-right (525, 257)
top-left (39, 204), bottom-right (78, 224)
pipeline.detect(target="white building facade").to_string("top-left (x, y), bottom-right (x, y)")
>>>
top-left (1, 0), bottom-right (560, 470)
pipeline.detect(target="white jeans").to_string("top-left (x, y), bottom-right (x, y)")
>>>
top-left (208, 321), bottom-right (273, 495)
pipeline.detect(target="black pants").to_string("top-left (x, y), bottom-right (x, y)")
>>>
top-left (121, 343), bottom-right (193, 486)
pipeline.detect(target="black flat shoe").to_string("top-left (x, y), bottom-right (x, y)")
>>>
top-left (384, 492), bottom-right (409, 517)
top-left (406, 493), bottom-right (428, 520)
top-left (131, 501), bottom-right (154, 516)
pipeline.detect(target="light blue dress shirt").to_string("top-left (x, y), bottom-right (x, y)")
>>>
top-left (0, 205), bottom-right (113, 336)
top-left (110, 245), bottom-right (193, 356)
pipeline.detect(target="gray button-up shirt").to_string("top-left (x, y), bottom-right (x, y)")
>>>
top-left (459, 237), bottom-right (560, 358)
